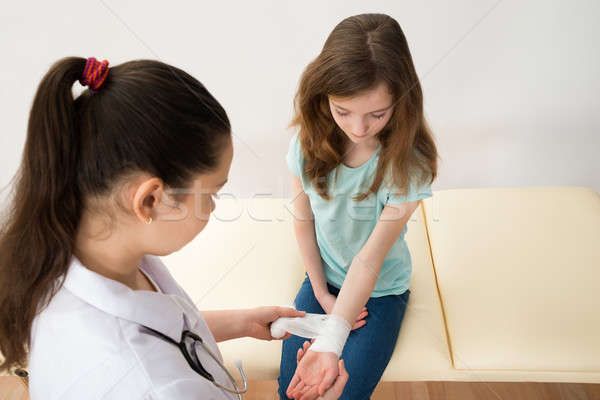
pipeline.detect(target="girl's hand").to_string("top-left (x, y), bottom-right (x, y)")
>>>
top-left (293, 340), bottom-right (349, 400)
top-left (246, 306), bottom-right (306, 340)
top-left (286, 349), bottom-right (339, 400)
top-left (317, 293), bottom-right (368, 331)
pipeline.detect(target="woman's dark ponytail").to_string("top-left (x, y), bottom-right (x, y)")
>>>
top-left (0, 57), bottom-right (86, 373)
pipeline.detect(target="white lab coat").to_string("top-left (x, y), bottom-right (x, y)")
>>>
top-left (28, 254), bottom-right (237, 399)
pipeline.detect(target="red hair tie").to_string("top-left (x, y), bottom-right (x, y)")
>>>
top-left (80, 57), bottom-right (110, 93)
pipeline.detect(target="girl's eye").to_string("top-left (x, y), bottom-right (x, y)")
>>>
top-left (335, 110), bottom-right (348, 117)
top-left (372, 113), bottom-right (386, 120)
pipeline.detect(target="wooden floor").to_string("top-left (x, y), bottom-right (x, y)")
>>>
top-left (1, 377), bottom-right (599, 399)
top-left (248, 380), bottom-right (600, 400)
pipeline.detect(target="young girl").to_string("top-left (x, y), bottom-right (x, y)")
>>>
top-left (0, 56), bottom-right (349, 399)
top-left (278, 13), bottom-right (438, 400)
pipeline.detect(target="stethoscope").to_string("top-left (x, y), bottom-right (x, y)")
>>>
top-left (143, 326), bottom-right (248, 399)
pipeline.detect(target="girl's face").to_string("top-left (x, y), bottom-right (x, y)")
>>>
top-left (328, 81), bottom-right (395, 145)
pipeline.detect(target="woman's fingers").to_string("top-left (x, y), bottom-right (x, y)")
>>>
top-left (277, 306), bottom-right (306, 319)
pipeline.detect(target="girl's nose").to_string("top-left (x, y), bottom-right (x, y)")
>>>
top-left (352, 118), bottom-right (369, 136)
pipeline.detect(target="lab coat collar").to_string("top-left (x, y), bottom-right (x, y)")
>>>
top-left (62, 254), bottom-right (196, 344)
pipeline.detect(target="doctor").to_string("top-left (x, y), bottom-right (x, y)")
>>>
top-left (0, 56), bottom-right (348, 399)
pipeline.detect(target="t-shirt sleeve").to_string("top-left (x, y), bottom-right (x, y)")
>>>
top-left (383, 171), bottom-right (433, 205)
top-left (285, 133), bottom-right (304, 179)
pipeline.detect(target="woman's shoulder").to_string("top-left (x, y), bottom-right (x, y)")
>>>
top-left (29, 290), bottom-right (139, 398)
top-left (32, 284), bottom-right (121, 342)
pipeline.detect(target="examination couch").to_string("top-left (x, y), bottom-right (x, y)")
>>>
top-left (164, 186), bottom-right (600, 384)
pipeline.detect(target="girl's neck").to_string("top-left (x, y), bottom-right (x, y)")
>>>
top-left (342, 136), bottom-right (380, 168)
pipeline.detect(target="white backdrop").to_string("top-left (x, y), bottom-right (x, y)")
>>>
top-left (1, 0), bottom-right (599, 202)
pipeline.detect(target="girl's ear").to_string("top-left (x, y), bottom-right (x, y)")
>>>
top-left (132, 177), bottom-right (164, 224)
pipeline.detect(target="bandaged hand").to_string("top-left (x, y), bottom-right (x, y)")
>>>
top-left (286, 314), bottom-right (351, 399)
top-left (287, 348), bottom-right (341, 400)
top-left (288, 340), bottom-right (349, 400)
top-left (317, 293), bottom-right (368, 331)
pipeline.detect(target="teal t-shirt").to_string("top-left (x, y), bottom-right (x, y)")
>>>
top-left (286, 133), bottom-right (433, 297)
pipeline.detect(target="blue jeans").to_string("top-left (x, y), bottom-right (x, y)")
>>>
top-left (277, 274), bottom-right (410, 400)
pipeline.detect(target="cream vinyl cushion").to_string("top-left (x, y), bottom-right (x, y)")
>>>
top-left (421, 187), bottom-right (600, 373)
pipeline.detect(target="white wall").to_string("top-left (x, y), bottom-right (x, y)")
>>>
top-left (1, 0), bottom-right (599, 203)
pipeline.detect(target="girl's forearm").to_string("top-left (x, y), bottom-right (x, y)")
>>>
top-left (331, 255), bottom-right (378, 325)
top-left (332, 201), bottom-right (419, 325)
top-left (290, 175), bottom-right (328, 301)
top-left (294, 219), bottom-right (329, 301)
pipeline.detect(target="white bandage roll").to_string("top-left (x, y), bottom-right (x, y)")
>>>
top-left (308, 314), bottom-right (351, 357)
top-left (270, 313), bottom-right (329, 339)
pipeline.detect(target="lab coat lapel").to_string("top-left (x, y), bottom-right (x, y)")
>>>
top-left (140, 255), bottom-right (201, 330)
top-left (63, 255), bottom-right (186, 343)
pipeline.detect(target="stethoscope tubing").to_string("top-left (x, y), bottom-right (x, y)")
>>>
top-left (143, 326), bottom-right (248, 398)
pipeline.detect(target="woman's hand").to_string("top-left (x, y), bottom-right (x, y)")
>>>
top-left (245, 306), bottom-right (306, 340)
top-left (286, 349), bottom-right (339, 400)
top-left (317, 293), bottom-right (368, 331)
top-left (287, 340), bottom-right (348, 400)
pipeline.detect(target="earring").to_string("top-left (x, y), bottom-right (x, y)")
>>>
top-left (146, 217), bottom-right (153, 225)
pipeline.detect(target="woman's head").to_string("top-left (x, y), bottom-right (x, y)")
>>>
top-left (291, 13), bottom-right (438, 200)
top-left (116, 139), bottom-right (233, 256)
top-left (0, 56), bottom-right (232, 372)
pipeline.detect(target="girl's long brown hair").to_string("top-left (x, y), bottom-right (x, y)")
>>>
top-left (0, 57), bottom-right (231, 373)
top-left (291, 13), bottom-right (438, 200)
